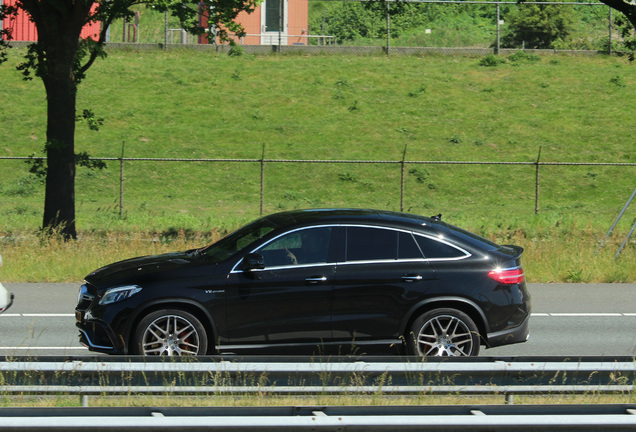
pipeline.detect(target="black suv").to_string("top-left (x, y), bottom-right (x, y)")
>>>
top-left (76, 209), bottom-right (531, 357)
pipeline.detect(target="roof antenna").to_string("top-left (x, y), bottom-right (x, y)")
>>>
top-left (431, 213), bottom-right (442, 221)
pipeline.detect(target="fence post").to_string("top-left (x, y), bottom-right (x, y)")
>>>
top-left (608, 7), bottom-right (613, 55)
top-left (260, 144), bottom-right (266, 216)
top-left (277, 0), bottom-right (283, 53)
top-left (385, 1), bottom-right (391, 55)
top-left (119, 141), bottom-right (125, 217)
top-left (495, 2), bottom-right (501, 55)
top-left (535, 146), bottom-right (542, 215)
top-left (164, 12), bottom-right (168, 50)
top-left (401, 144), bottom-right (407, 212)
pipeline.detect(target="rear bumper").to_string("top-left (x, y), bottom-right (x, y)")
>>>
top-left (485, 313), bottom-right (531, 348)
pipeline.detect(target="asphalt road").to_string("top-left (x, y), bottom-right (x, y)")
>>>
top-left (0, 283), bottom-right (635, 357)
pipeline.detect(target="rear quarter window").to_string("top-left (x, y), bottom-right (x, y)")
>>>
top-left (414, 234), bottom-right (467, 259)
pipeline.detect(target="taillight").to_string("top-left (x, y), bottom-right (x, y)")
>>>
top-left (488, 267), bottom-right (525, 284)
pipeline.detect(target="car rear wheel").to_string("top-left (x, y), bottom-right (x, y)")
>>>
top-left (407, 308), bottom-right (480, 357)
top-left (133, 309), bottom-right (208, 356)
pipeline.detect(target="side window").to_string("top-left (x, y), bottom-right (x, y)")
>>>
top-left (346, 227), bottom-right (397, 261)
top-left (257, 227), bottom-right (332, 267)
top-left (398, 231), bottom-right (424, 259)
top-left (414, 234), bottom-right (465, 259)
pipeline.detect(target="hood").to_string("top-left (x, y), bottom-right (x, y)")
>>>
top-left (85, 250), bottom-right (200, 288)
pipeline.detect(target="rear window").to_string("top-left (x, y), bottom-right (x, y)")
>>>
top-left (346, 227), bottom-right (397, 261)
top-left (441, 224), bottom-right (500, 252)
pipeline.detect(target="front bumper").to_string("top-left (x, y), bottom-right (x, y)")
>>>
top-left (76, 314), bottom-right (126, 355)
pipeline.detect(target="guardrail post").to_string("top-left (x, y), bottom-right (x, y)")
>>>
top-left (81, 394), bottom-right (89, 407)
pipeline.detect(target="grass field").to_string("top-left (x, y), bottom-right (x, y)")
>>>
top-left (0, 48), bottom-right (634, 282)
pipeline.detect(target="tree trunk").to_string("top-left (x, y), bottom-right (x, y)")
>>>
top-left (20, 0), bottom-right (90, 240)
top-left (42, 71), bottom-right (77, 239)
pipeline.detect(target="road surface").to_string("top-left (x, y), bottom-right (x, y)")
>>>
top-left (0, 283), bottom-right (634, 357)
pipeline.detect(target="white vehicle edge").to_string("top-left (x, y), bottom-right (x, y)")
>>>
top-left (0, 254), bottom-right (14, 314)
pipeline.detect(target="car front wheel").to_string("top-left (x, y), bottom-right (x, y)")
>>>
top-left (407, 308), bottom-right (480, 357)
top-left (133, 309), bottom-right (208, 356)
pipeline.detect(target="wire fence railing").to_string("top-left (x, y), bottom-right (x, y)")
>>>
top-left (1, 151), bottom-right (634, 219)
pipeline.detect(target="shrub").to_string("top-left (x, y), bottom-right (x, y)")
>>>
top-left (479, 54), bottom-right (506, 67)
top-left (507, 51), bottom-right (541, 63)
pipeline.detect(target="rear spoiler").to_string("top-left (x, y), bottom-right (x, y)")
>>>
top-left (501, 244), bottom-right (524, 260)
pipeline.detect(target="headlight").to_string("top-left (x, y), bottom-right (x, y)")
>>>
top-left (99, 285), bottom-right (142, 305)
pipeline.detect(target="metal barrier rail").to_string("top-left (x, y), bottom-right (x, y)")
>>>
top-left (1, 404), bottom-right (636, 431)
top-left (1, 356), bottom-right (635, 405)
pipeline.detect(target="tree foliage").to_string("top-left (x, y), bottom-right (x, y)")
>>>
top-left (310, 1), bottom-right (517, 44)
top-left (501, 1), bottom-right (574, 49)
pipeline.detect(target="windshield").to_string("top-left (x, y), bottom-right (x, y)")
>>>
top-left (199, 217), bottom-right (280, 263)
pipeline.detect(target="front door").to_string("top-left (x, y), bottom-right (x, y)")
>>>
top-left (261, 0), bottom-right (288, 45)
top-left (224, 227), bottom-right (336, 350)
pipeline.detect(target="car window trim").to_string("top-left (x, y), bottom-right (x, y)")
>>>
top-left (342, 224), bottom-right (471, 262)
top-left (411, 231), bottom-right (472, 261)
top-left (230, 225), bottom-right (337, 273)
top-left (230, 223), bottom-right (471, 273)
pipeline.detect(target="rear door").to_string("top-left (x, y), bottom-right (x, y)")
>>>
top-left (332, 226), bottom-right (435, 342)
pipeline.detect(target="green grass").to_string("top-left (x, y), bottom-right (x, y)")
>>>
top-left (0, 48), bottom-right (634, 282)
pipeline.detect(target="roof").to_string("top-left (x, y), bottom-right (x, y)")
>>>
top-left (267, 208), bottom-right (436, 230)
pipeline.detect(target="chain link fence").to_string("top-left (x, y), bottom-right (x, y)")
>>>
top-left (2, 154), bottom-right (635, 220)
top-left (103, 0), bottom-right (618, 55)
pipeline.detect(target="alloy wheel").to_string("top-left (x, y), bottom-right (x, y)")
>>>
top-left (416, 314), bottom-right (475, 356)
top-left (141, 314), bottom-right (201, 356)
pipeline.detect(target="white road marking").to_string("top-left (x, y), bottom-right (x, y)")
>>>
top-left (0, 347), bottom-right (87, 350)
top-left (0, 314), bottom-right (75, 317)
top-left (0, 313), bottom-right (632, 352)
top-left (1, 313), bottom-right (635, 318)
top-left (531, 313), bottom-right (634, 317)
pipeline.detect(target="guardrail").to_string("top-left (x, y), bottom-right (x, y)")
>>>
top-left (1, 356), bottom-right (635, 406)
top-left (2, 404), bottom-right (636, 431)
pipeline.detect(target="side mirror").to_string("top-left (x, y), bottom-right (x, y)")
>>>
top-left (243, 253), bottom-right (265, 271)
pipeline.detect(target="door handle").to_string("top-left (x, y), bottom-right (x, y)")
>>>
top-left (402, 275), bottom-right (423, 282)
top-left (306, 276), bottom-right (327, 284)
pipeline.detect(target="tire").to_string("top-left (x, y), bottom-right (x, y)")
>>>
top-left (407, 308), bottom-right (480, 357)
top-left (133, 309), bottom-right (208, 356)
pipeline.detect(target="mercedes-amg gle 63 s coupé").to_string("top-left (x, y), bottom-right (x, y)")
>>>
top-left (76, 209), bottom-right (531, 357)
